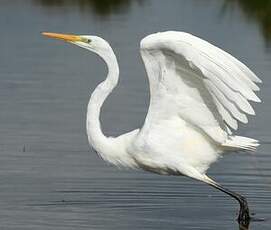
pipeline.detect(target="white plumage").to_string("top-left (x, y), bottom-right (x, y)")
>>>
top-left (129, 31), bottom-right (260, 178)
top-left (43, 31), bottom-right (261, 224)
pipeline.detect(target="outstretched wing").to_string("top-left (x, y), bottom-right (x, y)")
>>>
top-left (139, 31), bottom-right (261, 147)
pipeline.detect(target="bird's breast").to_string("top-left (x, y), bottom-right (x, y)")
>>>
top-left (130, 117), bottom-right (219, 174)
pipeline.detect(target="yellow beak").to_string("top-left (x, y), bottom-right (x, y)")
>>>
top-left (42, 32), bottom-right (82, 42)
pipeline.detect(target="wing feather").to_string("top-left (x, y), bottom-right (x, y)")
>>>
top-left (140, 31), bottom-right (261, 144)
top-left (187, 47), bottom-right (261, 102)
top-left (204, 79), bottom-right (248, 124)
top-left (210, 92), bottom-right (238, 130)
top-left (203, 68), bottom-right (255, 115)
top-left (191, 36), bottom-right (260, 91)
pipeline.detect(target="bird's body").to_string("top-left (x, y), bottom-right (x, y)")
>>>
top-left (86, 31), bottom-right (260, 180)
top-left (43, 31), bottom-right (261, 226)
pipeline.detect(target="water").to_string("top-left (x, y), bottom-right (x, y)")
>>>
top-left (0, 0), bottom-right (271, 229)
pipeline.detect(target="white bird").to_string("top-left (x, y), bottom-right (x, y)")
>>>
top-left (42, 31), bottom-right (261, 226)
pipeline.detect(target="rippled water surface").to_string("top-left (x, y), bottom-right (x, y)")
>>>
top-left (0, 0), bottom-right (271, 229)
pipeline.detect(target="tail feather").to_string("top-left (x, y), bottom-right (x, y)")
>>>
top-left (222, 136), bottom-right (259, 152)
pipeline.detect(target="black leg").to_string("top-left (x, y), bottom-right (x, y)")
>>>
top-left (204, 176), bottom-right (250, 228)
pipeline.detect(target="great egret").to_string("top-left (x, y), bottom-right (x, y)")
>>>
top-left (42, 31), bottom-right (261, 225)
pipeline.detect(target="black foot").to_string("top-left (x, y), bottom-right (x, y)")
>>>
top-left (205, 178), bottom-right (264, 230)
top-left (238, 222), bottom-right (249, 230)
top-left (237, 197), bottom-right (250, 228)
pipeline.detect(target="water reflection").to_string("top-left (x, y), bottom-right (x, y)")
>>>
top-left (225, 0), bottom-right (271, 44)
top-left (34, 0), bottom-right (145, 17)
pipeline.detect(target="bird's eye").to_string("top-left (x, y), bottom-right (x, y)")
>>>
top-left (81, 38), bottom-right (91, 44)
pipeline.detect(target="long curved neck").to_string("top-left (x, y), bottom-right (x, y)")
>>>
top-left (86, 49), bottom-right (119, 153)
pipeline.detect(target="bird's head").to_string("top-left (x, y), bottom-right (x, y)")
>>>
top-left (42, 32), bottom-right (112, 58)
